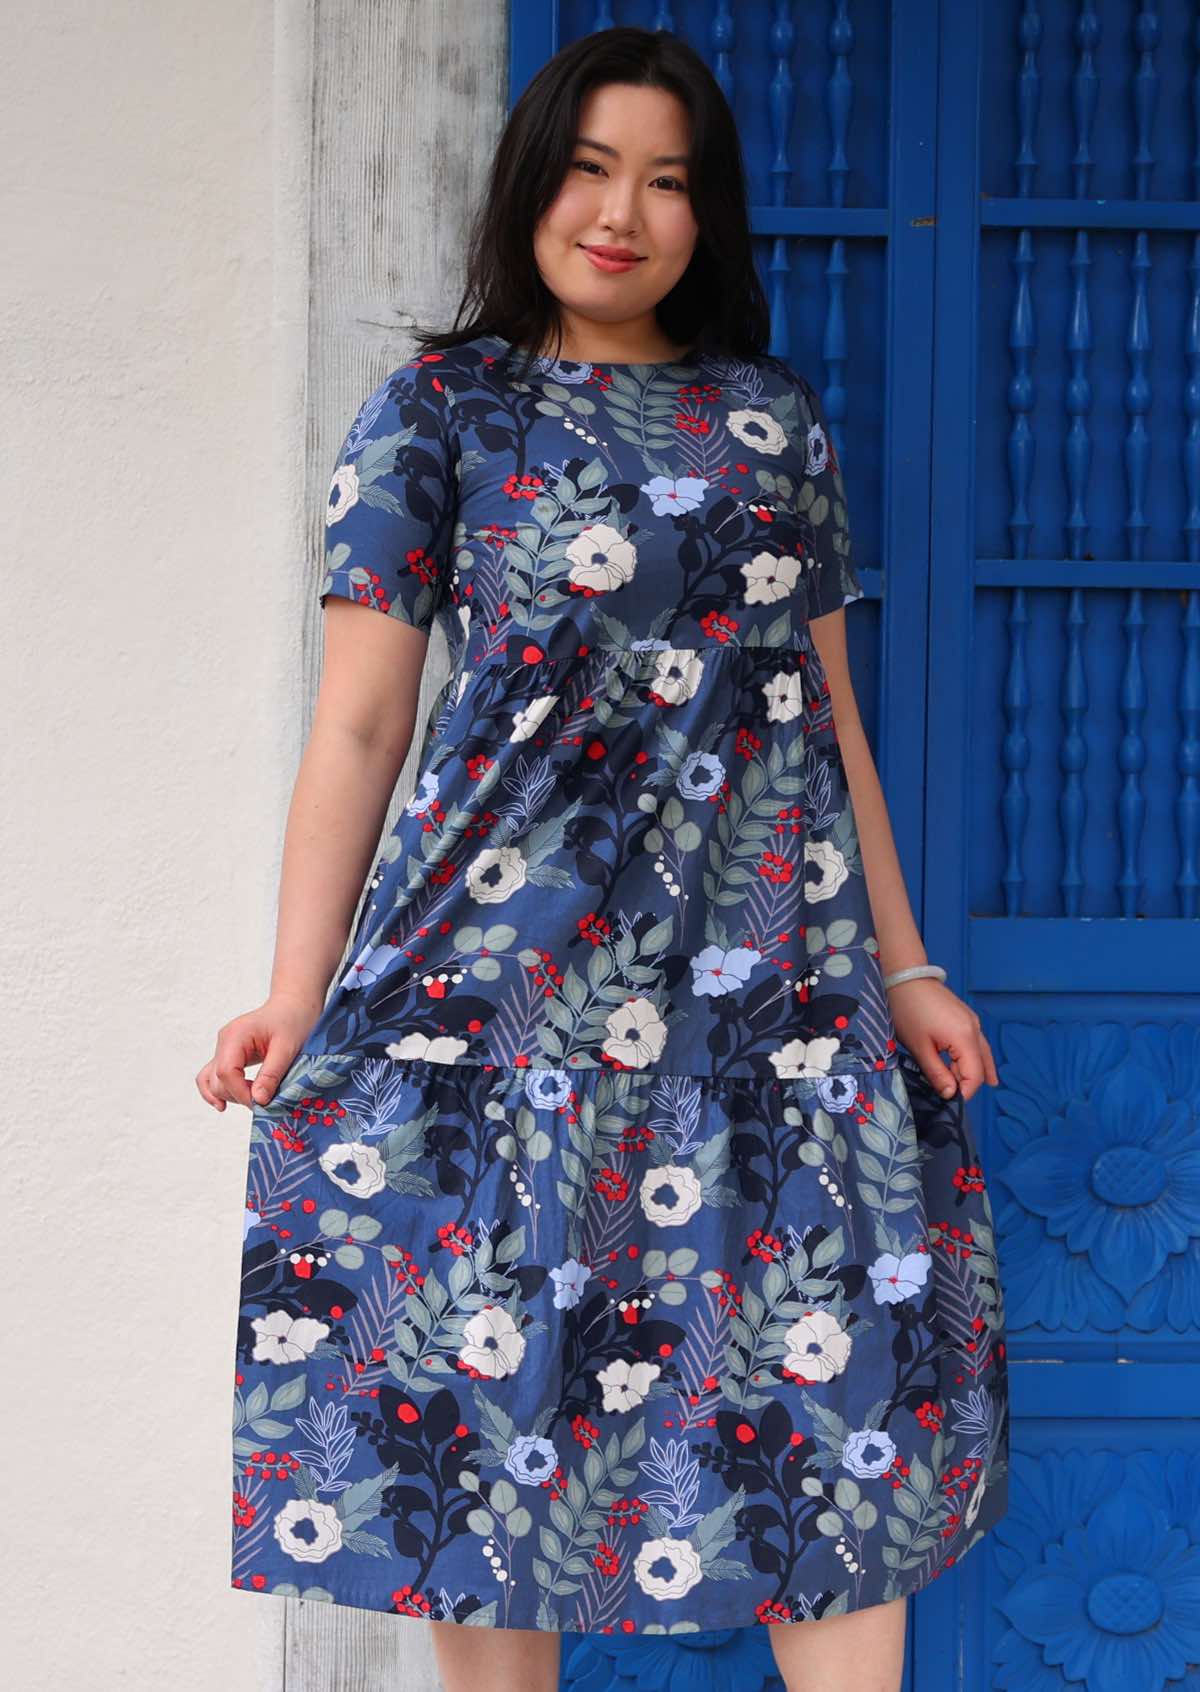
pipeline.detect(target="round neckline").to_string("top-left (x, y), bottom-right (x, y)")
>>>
top-left (484, 332), bottom-right (702, 371)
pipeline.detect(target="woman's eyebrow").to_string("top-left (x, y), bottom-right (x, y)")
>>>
top-left (575, 136), bottom-right (690, 167)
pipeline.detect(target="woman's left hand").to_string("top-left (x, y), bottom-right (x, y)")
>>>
top-left (886, 977), bottom-right (1000, 1102)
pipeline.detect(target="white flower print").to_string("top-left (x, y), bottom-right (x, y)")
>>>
top-left (741, 550), bottom-right (803, 605)
top-left (868, 1250), bottom-right (931, 1306)
top-left (639, 1163), bottom-right (703, 1227)
top-left (769, 1036), bottom-right (842, 1079)
top-left (509, 694), bottom-right (559, 742)
top-left (762, 668), bottom-right (805, 723)
top-left (964, 1470), bottom-right (987, 1529)
top-left (596, 1358), bottom-right (662, 1413)
top-left (726, 407), bottom-right (788, 456)
top-left (325, 462), bottom-right (360, 524)
top-left (602, 996), bottom-right (669, 1067)
top-left (804, 837), bottom-right (850, 902)
top-left (273, 1498), bottom-right (344, 1563)
top-left (318, 1139), bottom-right (388, 1199)
top-left (386, 1031), bottom-right (470, 1064)
top-left (467, 843), bottom-right (528, 903)
top-left (566, 522), bottom-right (637, 591)
top-left (250, 1310), bottom-right (330, 1366)
top-left (458, 1306), bottom-right (526, 1378)
top-left (650, 648), bottom-right (703, 705)
top-left (633, 1534), bottom-right (704, 1599)
top-left (782, 1309), bottom-right (853, 1381)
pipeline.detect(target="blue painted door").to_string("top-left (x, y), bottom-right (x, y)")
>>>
top-left (509, 6), bottom-right (1200, 1691)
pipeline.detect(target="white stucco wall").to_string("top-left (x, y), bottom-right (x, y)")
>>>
top-left (3, 2), bottom-right (503, 1686)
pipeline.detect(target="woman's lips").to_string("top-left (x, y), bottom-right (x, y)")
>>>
top-left (580, 245), bottom-right (645, 274)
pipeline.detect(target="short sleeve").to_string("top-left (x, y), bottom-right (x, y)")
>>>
top-left (320, 358), bottom-right (458, 634)
top-left (790, 371), bottom-right (866, 620)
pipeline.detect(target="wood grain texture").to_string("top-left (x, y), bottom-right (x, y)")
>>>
top-left (266, 2), bottom-right (508, 1686)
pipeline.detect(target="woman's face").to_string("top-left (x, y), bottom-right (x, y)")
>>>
top-left (532, 81), bottom-right (700, 346)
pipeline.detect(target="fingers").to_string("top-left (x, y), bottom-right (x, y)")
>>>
top-left (918, 1037), bottom-right (959, 1100)
top-left (195, 1064), bottom-right (227, 1111)
top-left (252, 1035), bottom-right (294, 1105)
top-left (211, 1030), bottom-right (257, 1109)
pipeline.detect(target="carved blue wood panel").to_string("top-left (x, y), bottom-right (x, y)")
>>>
top-left (507, 5), bottom-right (1200, 1690)
top-left (928, 4), bottom-right (1200, 1692)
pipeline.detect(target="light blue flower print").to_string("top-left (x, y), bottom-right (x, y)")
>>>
top-left (677, 751), bottom-right (725, 800)
top-left (406, 770), bottom-right (439, 815)
top-left (549, 1258), bottom-right (592, 1308)
top-left (805, 419), bottom-right (830, 476)
top-left (524, 1067), bottom-right (572, 1111)
top-left (505, 1434), bottom-right (559, 1485)
top-left (842, 1426), bottom-right (897, 1478)
top-left (868, 1250), bottom-right (932, 1305)
top-left (532, 354), bottom-right (594, 385)
top-left (689, 943), bottom-right (762, 997)
top-left (816, 1073), bottom-right (861, 1113)
top-left (641, 474), bottom-right (709, 516)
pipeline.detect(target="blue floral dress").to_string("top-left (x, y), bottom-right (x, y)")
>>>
top-left (231, 332), bottom-right (1010, 1634)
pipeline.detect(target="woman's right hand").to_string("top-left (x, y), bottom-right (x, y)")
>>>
top-left (196, 991), bottom-right (325, 1112)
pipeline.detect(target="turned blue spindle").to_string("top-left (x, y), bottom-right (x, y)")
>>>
top-left (1187, 244), bottom-right (1200, 566)
top-left (1000, 4), bottom-right (1041, 920)
top-left (1124, 234), bottom-right (1152, 563)
top-left (1003, 593), bottom-right (1032, 918)
top-left (822, 243), bottom-right (850, 472)
top-left (1071, 1), bottom-right (1099, 195)
top-left (1111, 4), bottom-right (1158, 918)
top-left (1118, 595), bottom-right (1148, 917)
top-left (1007, 231), bottom-right (1036, 562)
top-left (1060, 595), bottom-right (1089, 918)
top-left (1132, 0), bottom-right (1161, 199)
top-left (827, 0), bottom-right (854, 211)
top-left (1059, 8), bottom-right (1097, 920)
top-left (766, 0), bottom-right (794, 355)
top-left (1065, 234), bottom-right (1093, 565)
top-left (1179, 596), bottom-right (1200, 917)
top-left (709, 3), bottom-right (735, 110)
top-left (1016, 1), bottom-right (1043, 198)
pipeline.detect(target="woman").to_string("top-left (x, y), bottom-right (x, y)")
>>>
top-left (201, 26), bottom-right (1009, 1692)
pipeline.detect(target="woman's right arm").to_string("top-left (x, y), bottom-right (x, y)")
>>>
top-left (196, 601), bottom-right (429, 1112)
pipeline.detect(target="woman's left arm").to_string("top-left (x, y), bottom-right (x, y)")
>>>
top-left (807, 608), bottom-right (1000, 1102)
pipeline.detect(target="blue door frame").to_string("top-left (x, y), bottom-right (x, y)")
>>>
top-left (508, 6), bottom-right (1200, 1690)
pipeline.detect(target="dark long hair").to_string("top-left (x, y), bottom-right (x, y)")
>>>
top-left (411, 26), bottom-right (770, 379)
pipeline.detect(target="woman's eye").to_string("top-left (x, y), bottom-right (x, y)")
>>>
top-left (570, 160), bottom-right (687, 193)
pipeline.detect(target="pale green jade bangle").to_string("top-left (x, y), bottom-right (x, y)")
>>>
top-left (882, 964), bottom-right (947, 989)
